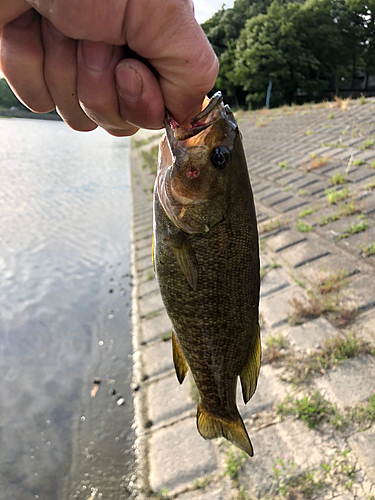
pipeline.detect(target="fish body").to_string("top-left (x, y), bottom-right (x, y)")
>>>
top-left (153, 92), bottom-right (260, 456)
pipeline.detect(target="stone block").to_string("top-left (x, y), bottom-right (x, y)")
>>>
top-left (177, 484), bottom-right (231, 500)
top-left (266, 229), bottom-right (306, 253)
top-left (239, 420), bottom-right (323, 498)
top-left (349, 427), bottom-right (375, 481)
top-left (283, 317), bottom-right (339, 352)
top-left (142, 339), bottom-right (174, 379)
top-left (261, 268), bottom-right (290, 297)
top-left (277, 197), bottom-right (308, 213)
top-left (260, 286), bottom-right (300, 328)
top-left (149, 417), bottom-right (217, 493)
top-left (141, 311), bottom-right (172, 344)
top-left (147, 373), bottom-right (195, 426)
top-left (262, 193), bottom-right (293, 208)
top-left (340, 274), bottom-right (375, 312)
top-left (138, 278), bottom-right (159, 299)
top-left (294, 253), bottom-right (358, 284)
top-left (237, 364), bottom-right (287, 418)
top-left (139, 291), bottom-right (164, 318)
top-left (316, 355), bottom-right (375, 407)
top-left (259, 188), bottom-right (281, 202)
top-left (281, 240), bottom-right (330, 268)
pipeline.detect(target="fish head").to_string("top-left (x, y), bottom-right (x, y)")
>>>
top-left (157, 92), bottom-right (238, 234)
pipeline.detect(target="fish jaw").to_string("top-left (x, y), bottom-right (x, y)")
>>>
top-left (156, 92), bottom-right (238, 235)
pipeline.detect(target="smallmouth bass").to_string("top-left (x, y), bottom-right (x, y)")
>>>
top-left (152, 92), bottom-right (260, 456)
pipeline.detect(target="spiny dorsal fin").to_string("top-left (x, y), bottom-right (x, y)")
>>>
top-left (197, 403), bottom-right (254, 457)
top-left (172, 331), bottom-right (189, 384)
top-left (240, 324), bottom-right (261, 404)
top-left (169, 229), bottom-right (198, 290)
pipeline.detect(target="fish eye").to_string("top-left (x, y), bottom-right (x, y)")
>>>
top-left (210, 146), bottom-right (230, 170)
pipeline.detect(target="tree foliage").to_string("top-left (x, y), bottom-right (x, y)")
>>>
top-left (202, 0), bottom-right (375, 109)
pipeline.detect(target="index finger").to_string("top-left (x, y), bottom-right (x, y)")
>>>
top-left (0, 0), bottom-right (31, 27)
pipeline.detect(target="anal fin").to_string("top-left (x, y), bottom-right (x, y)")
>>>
top-left (197, 403), bottom-right (254, 457)
top-left (240, 324), bottom-right (261, 404)
top-left (172, 331), bottom-right (189, 384)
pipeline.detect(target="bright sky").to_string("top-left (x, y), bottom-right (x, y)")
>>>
top-left (194, 0), bottom-right (234, 24)
top-left (0, 1), bottom-right (233, 78)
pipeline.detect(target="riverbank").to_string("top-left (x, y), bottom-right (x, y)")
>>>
top-left (130, 98), bottom-right (375, 500)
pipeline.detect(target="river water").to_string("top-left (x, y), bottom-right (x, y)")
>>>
top-left (0, 119), bottom-right (135, 500)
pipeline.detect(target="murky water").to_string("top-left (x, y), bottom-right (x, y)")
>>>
top-left (0, 119), bottom-right (135, 500)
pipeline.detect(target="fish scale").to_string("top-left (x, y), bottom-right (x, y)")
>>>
top-left (153, 92), bottom-right (261, 456)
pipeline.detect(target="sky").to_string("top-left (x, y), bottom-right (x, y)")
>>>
top-left (194, 0), bottom-right (234, 24)
top-left (0, 1), bottom-right (233, 78)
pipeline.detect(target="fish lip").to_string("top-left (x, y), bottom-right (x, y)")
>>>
top-left (163, 91), bottom-right (226, 143)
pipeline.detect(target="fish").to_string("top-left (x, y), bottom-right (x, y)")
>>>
top-left (152, 91), bottom-right (260, 456)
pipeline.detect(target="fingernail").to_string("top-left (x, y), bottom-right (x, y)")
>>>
top-left (116, 63), bottom-right (143, 102)
top-left (81, 41), bottom-right (113, 71)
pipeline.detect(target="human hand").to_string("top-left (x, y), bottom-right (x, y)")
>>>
top-left (0, 0), bottom-right (218, 136)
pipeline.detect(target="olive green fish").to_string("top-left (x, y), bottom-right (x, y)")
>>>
top-left (152, 92), bottom-right (260, 456)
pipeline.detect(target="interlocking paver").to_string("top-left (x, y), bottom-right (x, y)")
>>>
top-left (316, 355), bottom-right (375, 407)
top-left (131, 104), bottom-right (375, 500)
top-left (149, 418), bottom-right (217, 493)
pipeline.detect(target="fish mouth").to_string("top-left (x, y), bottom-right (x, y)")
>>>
top-left (164, 91), bottom-right (235, 144)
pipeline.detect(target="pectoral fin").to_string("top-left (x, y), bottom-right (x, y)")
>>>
top-left (197, 403), bottom-right (254, 457)
top-left (172, 331), bottom-right (189, 384)
top-left (240, 324), bottom-right (261, 404)
top-left (169, 230), bottom-right (198, 290)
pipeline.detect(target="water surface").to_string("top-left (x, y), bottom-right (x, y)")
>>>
top-left (0, 119), bottom-right (135, 499)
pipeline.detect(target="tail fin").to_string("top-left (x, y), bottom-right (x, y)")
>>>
top-left (197, 403), bottom-right (253, 456)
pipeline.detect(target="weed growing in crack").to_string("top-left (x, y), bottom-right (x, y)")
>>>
top-left (331, 171), bottom-right (347, 185)
top-left (325, 187), bottom-right (351, 204)
top-left (225, 448), bottom-right (247, 484)
top-left (362, 241), bottom-right (375, 256)
top-left (277, 391), bottom-right (341, 429)
top-left (336, 219), bottom-right (369, 240)
top-left (297, 220), bottom-right (313, 232)
top-left (289, 270), bottom-right (356, 327)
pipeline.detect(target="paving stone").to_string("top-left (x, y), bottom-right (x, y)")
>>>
top-left (149, 417), bottom-right (217, 493)
top-left (237, 364), bottom-right (287, 418)
top-left (261, 268), bottom-right (290, 297)
top-left (142, 339), bottom-right (174, 378)
top-left (266, 229), bottom-right (306, 253)
top-left (260, 286), bottom-right (300, 328)
top-left (338, 225), bottom-right (375, 253)
top-left (141, 311), bottom-right (172, 344)
top-left (340, 274), bottom-right (375, 312)
top-left (277, 196), bottom-right (308, 213)
top-left (253, 182), bottom-right (272, 195)
top-left (316, 355), bottom-right (375, 407)
top-left (348, 427), bottom-right (375, 482)
top-left (138, 278), bottom-right (159, 299)
top-left (347, 166), bottom-right (375, 183)
top-left (139, 290), bottom-right (164, 318)
top-left (177, 483), bottom-right (232, 500)
top-left (281, 240), bottom-right (330, 268)
top-left (258, 188), bottom-right (282, 201)
top-left (294, 253), bottom-right (359, 283)
top-left (262, 192), bottom-right (293, 208)
top-left (283, 317), bottom-right (339, 352)
top-left (148, 373), bottom-right (195, 426)
top-left (239, 420), bottom-right (323, 498)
